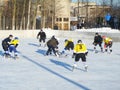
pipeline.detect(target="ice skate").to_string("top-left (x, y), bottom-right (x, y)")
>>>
top-left (84, 65), bottom-right (88, 72)
top-left (3, 53), bottom-right (11, 58)
top-left (72, 64), bottom-right (77, 71)
top-left (13, 54), bottom-right (19, 60)
top-left (39, 44), bottom-right (41, 47)
top-left (94, 50), bottom-right (98, 53)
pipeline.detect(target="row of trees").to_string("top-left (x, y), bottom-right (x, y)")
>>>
top-left (0, 0), bottom-right (41, 30)
top-left (0, 0), bottom-right (119, 30)
top-left (0, 0), bottom-right (64, 30)
top-left (0, 0), bottom-right (55, 30)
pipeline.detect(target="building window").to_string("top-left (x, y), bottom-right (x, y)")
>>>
top-left (64, 18), bottom-right (69, 22)
top-left (56, 18), bottom-right (62, 22)
top-left (56, 18), bottom-right (59, 22)
top-left (38, 6), bottom-right (41, 11)
top-left (59, 18), bottom-right (62, 21)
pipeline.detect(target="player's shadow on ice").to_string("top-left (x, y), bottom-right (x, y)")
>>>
top-left (87, 48), bottom-right (94, 52)
top-left (116, 54), bottom-right (120, 56)
top-left (50, 59), bottom-right (86, 72)
top-left (0, 51), bottom-right (3, 56)
top-left (28, 43), bottom-right (39, 47)
top-left (21, 55), bottom-right (91, 90)
top-left (50, 59), bottom-right (72, 71)
top-left (36, 49), bottom-right (46, 55)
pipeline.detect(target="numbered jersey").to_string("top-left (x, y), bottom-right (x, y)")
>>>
top-left (74, 43), bottom-right (87, 53)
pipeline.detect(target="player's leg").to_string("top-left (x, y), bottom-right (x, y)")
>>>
top-left (42, 38), bottom-right (46, 46)
top-left (94, 43), bottom-right (98, 53)
top-left (2, 43), bottom-right (9, 56)
top-left (51, 47), bottom-right (58, 56)
top-left (72, 54), bottom-right (80, 71)
top-left (81, 53), bottom-right (88, 71)
top-left (93, 43), bottom-right (97, 50)
top-left (109, 42), bottom-right (112, 53)
top-left (43, 38), bottom-right (46, 43)
top-left (104, 43), bottom-right (108, 52)
top-left (46, 46), bottom-right (51, 55)
top-left (39, 38), bottom-right (42, 46)
top-left (99, 43), bottom-right (103, 52)
top-left (12, 46), bottom-right (18, 57)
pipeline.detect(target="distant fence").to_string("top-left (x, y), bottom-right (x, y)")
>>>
top-left (0, 28), bottom-right (120, 42)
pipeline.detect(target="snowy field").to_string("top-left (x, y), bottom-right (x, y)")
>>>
top-left (0, 38), bottom-right (120, 90)
top-left (0, 29), bottom-right (120, 90)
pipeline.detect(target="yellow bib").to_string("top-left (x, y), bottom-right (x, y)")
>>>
top-left (10, 40), bottom-right (19, 46)
top-left (104, 37), bottom-right (112, 44)
top-left (74, 43), bottom-right (87, 53)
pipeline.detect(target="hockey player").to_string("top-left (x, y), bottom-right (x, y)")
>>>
top-left (37, 29), bottom-right (46, 46)
top-left (72, 40), bottom-right (88, 71)
top-left (102, 36), bottom-right (113, 53)
top-left (2, 34), bottom-right (13, 57)
top-left (46, 36), bottom-right (59, 56)
top-left (93, 33), bottom-right (103, 53)
top-left (9, 37), bottom-right (19, 57)
top-left (61, 39), bottom-right (74, 54)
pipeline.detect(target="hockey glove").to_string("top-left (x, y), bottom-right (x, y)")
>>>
top-left (85, 51), bottom-right (88, 56)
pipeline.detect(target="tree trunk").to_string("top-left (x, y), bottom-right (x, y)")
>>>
top-left (32, 0), bottom-right (40, 29)
top-left (27, 0), bottom-right (31, 30)
top-left (20, 0), bottom-right (26, 30)
top-left (12, 0), bottom-right (16, 30)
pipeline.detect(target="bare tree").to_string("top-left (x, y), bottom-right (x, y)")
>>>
top-left (20, 0), bottom-right (26, 30)
top-left (12, 0), bottom-right (16, 30)
top-left (26, 0), bottom-right (31, 30)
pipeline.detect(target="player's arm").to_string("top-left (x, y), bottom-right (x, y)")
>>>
top-left (72, 45), bottom-right (77, 58)
top-left (37, 32), bottom-right (40, 39)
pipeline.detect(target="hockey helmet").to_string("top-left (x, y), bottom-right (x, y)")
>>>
top-left (77, 40), bottom-right (82, 43)
top-left (9, 34), bottom-right (13, 37)
top-left (64, 39), bottom-right (68, 42)
top-left (95, 32), bottom-right (98, 35)
top-left (15, 37), bottom-right (19, 40)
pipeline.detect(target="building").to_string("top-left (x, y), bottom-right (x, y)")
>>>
top-left (54, 0), bottom-right (70, 30)
top-left (70, 2), bottom-right (111, 28)
top-left (38, 1), bottom-right (111, 30)
top-left (37, 0), bottom-right (70, 30)
top-left (0, 0), bottom-right (111, 30)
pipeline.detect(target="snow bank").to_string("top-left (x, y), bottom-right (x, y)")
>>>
top-left (0, 28), bottom-right (120, 42)
top-left (76, 27), bottom-right (120, 33)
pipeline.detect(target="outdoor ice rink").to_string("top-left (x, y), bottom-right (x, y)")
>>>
top-left (0, 29), bottom-right (120, 90)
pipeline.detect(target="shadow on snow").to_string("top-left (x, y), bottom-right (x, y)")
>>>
top-left (28, 43), bottom-right (39, 47)
top-left (36, 49), bottom-right (46, 55)
top-left (21, 55), bottom-right (91, 90)
top-left (0, 50), bottom-right (3, 56)
top-left (50, 59), bottom-right (72, 71)
top-left (87, 48), bottom-right (94, 52)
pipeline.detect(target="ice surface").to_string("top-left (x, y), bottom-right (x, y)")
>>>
top-left (0, 31), bottom-right (120, 90)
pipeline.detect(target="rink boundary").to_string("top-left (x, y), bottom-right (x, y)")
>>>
top-left (0, 28), bottom-right (120, 42)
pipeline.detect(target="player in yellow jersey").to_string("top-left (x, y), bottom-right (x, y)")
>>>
top-left (9, 37), bottom-right (19, 57)
top-left (61, 39), bottom-right (74, 54)
top-left (72, 40), bottom-right (88, 71)
top-left (102, 36), bottom-right (113, 53)
top-left (64, 39), bottom-right (74, 50)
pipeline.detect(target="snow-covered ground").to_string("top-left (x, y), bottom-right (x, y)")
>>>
top-left (0, 29), bottom-right (120, 90)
